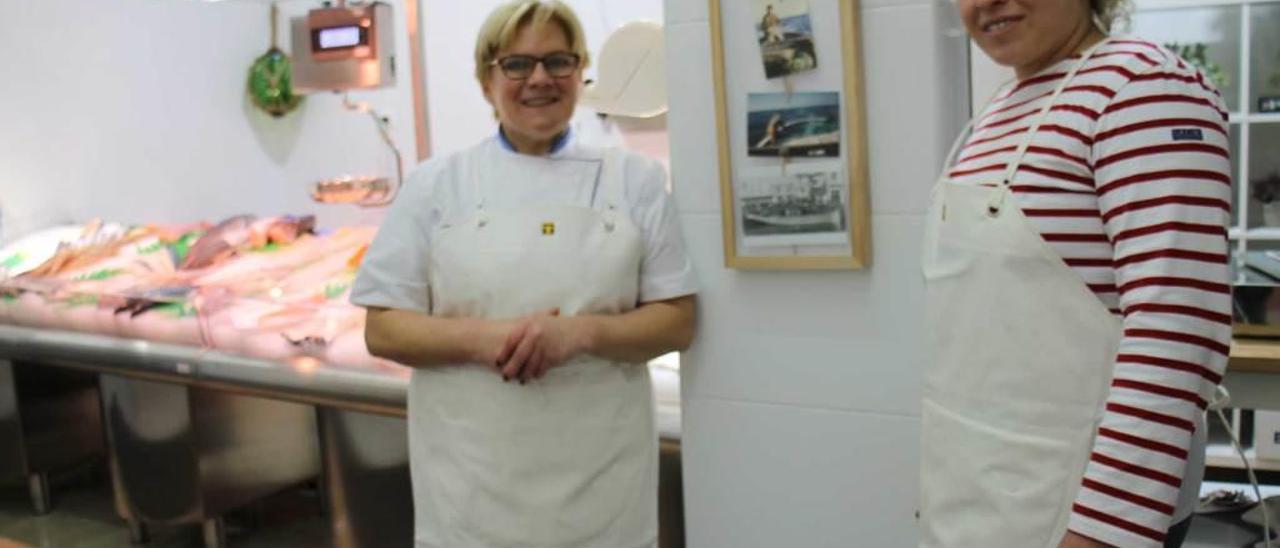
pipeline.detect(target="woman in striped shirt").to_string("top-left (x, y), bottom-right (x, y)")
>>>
top-left (919, 1), bottom-right (1231, 548)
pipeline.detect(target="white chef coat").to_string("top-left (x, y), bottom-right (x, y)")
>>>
top-left (351, 134), bottom-right (697, 312)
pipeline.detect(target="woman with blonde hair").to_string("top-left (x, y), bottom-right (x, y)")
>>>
top-left (350, 1), bottom-right (698, 546)
top-left (921, 0), bottom-right (1230, 547)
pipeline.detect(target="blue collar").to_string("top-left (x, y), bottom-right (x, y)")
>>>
top-left (497, 127), bottom-right (571, 155)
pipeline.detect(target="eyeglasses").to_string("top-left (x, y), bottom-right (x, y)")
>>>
top-left (491, 52), bottom-right (581, 80)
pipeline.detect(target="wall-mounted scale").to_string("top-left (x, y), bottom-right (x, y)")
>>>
top-left (291, 1), bottom-right (402, 207)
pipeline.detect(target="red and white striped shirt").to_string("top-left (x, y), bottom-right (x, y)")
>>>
top-left (948, 39), bottom-right (1232, 548)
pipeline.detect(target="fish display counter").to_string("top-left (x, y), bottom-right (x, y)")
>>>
top-left (0, 216), bottom-right (685, 547)
top-left (0, 217), bottom-right (391, 371)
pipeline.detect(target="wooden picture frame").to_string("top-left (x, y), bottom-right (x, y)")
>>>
top-left (709, 0), bottom-right (871, 270)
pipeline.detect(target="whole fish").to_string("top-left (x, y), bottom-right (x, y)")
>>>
top-left (179, 215), bottom-right (256, 270)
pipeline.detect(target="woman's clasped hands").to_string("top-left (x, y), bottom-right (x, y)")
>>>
top-left (483, 308), bottom-right (597, 383)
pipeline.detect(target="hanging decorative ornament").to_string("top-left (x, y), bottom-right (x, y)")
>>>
top-left (248, 3), bottom-right (303, 117)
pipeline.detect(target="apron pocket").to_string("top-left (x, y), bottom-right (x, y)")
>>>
top-left (920, 399), bottom-right (1088, 548)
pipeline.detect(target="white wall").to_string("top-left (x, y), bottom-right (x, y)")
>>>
top-left (0, 0), bottom-right (419, 241)
top-left (665, 0), bottom-right (970, 545)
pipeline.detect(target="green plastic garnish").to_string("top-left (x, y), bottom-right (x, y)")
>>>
top-left (63, 295), bottom-right (99, 307)
top-left (323, 282), bottom-right (350, 300)
top-left (169, 231), bottom-right (202, 265)
top-left (136, 241), bottom-right (165, 255)
top-left (151, 302), bottom-right (198, 319)
top-left (74, 268), bottom-right (122, 282)
top-left (1, 253), bottom-right (23, 270)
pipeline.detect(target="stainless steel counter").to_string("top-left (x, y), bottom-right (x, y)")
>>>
top-left (0, 323), bottom-right (686, 437)
top-left (0, 324), bottom-right (409, 417)
top-left (0, 323), bottom-right (686, 548)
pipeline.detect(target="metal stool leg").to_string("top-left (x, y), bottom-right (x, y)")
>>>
top-left (127, 519), bottom-right (149, 544)
top-left (27, 472), bottom-right (50, 515)
top-left (201, 517), bottom-right (227, 548)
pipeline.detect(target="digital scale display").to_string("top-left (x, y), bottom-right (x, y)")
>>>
top-left (314, 25), bottom-right (367, 51)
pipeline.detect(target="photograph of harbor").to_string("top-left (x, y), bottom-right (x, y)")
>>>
top-left (737, 166), bottom-right (849, 247)
top-left (747, 91), bottom-right (840, 158)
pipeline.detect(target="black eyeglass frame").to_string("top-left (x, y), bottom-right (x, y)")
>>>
top-left (489, 52), bottom-right (582, 80)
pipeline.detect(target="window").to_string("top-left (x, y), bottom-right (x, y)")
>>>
top-left (1124, 0), bottom-right (1280, 262)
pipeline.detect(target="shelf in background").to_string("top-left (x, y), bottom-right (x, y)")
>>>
top-left (1207, 443), bottom-right (1280, 472)
top-left (1230, 338), bottom-right (1280, 374)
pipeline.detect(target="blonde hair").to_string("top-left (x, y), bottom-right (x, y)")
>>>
top-left (1091, 0), bottom-right (1132, 32)
top-left (473, 1), bottom-right (590, 86)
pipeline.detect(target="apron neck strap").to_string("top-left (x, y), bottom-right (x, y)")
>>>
top-left (987, 36), bottom-right (1111, 215)
top-left (597, 148), bottom-right (624, 231)
top-left (470, 142), bottom-right (489, 222)
top-left (999, 37), bottom-right (1111, 189)
top-left (467, 142), bottom-right (626, 229)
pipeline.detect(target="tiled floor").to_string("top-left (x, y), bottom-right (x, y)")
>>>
top-left (0, 476), bottom-right (327, 548)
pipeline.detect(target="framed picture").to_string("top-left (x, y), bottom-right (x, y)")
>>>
top-left (710, 0), bottom-right (870, 270)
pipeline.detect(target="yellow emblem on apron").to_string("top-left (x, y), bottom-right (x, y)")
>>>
top-left (541, 222), bottom-right (555, 235)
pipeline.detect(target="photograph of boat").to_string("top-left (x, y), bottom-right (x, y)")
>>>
top-left (754, 0), bottom-right (817, 79)
top-left (747, 91), bottom-right (840, 158)
top-left (737, 168), bottom-right (848, 246)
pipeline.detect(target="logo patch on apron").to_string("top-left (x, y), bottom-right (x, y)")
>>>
top-left (541, 222), bottom-right (555, 235)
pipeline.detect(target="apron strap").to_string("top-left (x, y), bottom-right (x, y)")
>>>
top-left (469, 142), bottom-right (489, 227)
top-left (988, 37), bottom-right (1112, 215)
top-left (467, 139), bottom-right (622, 230)
top-left (598, 148), bottom-right (625, 232)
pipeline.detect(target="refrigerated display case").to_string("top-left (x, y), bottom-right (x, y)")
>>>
top-left (0, 215), bottom-right (686, 547)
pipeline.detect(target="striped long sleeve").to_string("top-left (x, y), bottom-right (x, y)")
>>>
top-left (1067, 54), bottom-right (1232, 547)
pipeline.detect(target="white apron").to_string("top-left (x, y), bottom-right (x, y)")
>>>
top-left (409, 146), bottom-right (657, 548)
top-left (919, 38), bottom-right (1204, 547)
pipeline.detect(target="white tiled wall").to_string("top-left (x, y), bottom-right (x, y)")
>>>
top-left (682, 398), bottom-right (921, 547)
top-left (666, 0), bottom-right (970, 544)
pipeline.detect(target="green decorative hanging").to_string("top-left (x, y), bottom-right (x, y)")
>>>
top-left (248, 3), bottom-right (303, 117)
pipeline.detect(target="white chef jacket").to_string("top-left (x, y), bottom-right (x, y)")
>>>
top-left (350, 133), bottom-right (698, 313)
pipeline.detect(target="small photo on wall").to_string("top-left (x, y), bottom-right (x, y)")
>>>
top-left (747, 91), bottom-right (840, 158)
top-left (754, 0), bottom-right (817, 79)
top-left (737, 166), bottom-right (848, 248)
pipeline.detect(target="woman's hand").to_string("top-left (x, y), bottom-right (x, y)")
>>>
top-left (467, 318), bottom-right (521, 368)
top-left (462, 309), bottom-right (554, 370)
top-left (497, 311), bottom-right (596, 382)
top-left (1058, 532), bottom-right (1110, 548)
